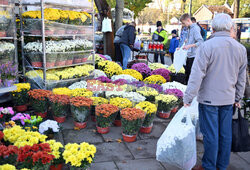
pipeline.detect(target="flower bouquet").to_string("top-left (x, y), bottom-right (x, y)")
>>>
top-left (46, 140), bottom-right (64, 170)
top-left (0, 107), bottom-right (15, 123)
top-left (143, 75), bottom-right (166, 85)
top-left (49, 94), bottom-right (70, 123)
top-left (109, 97), bottom-right (132, 126)
top-left (121, 108), bottom-right (145, 142)
top-left (63, 142), bottom-right (96, 169)
top-left (135, 101), bottom-right (157, 133)
top-left (90, 97), bottom-right (109, 122)
top-left (136, 86), bottom-right (159, 103)
top-left (165, 89), bottom-right (184, 113)
top-left (131, 63), bottom-right (151, 79)
top-left (151, 68), bottom-right (171, 82)
top-left (0, 62), bottom-right (17, 87)
top-left (39, 120), bottom-right (60, 139)
top-left (95, 104), bottom-right (119, 134)
top-left (12, 83), bottom-right (31, 112)
top-left (70, 97), bottom-right (93, 129)
top-left (167, 64), bottom-right (186, 84)
top-left (28, 89), bottom-right (52, 118)
top-left (122, 69), bottom-right (143, 81)
top-left (155, 94), bottom-right (178, 119)
top-left (11, 113), bottom-right (31, 126)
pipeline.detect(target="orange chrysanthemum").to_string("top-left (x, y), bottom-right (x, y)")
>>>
top-left (96, 104), bottom-right (119, 118)
top-left (120, 108), bottom-right (145, 121)
top-left (70, 97), bottom-right (93, 108)
top-left (28, 89), bottom-right (52, 101)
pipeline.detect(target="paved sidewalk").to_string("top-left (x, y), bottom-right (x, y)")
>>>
top-left (56, 116), bottom-right (250, 170)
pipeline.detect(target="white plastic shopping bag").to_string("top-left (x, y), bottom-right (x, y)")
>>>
top-left (156, 107), bottom-right (197, 170)
top-left (134, 37), bottom-right (141, 50)
top-left (173, 44), bottom-right (188, 73)
top-left (102, 17), bottom-right (112, 33)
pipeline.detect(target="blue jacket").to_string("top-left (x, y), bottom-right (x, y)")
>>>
top-left (169, 37), bottom-right (179, 53)
top-left (119, 25), bottom-right (136, 48)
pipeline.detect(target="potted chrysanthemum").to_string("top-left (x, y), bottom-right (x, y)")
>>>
top-left (143, 75), bottom-right (166, 85)
top-left (95, 104), bottom-right (119, 134)
top-left (12, 83), bottom-right (31, 112)
top-left (131, 63), bottom-right (151, 79)
top-left (49, 94), bottom-right (70, 123)
top-left (136, 86), bottom-right (159, 103)
top-left (47, 140), bottom-right (64, 170)
top-left (155, 94), bottom-right (178, 119)
top-left (167, 64), bottom-right (186, 84)
top-left (70, 97), bottom-right (93, 129)
top-left (39, 120), bottom-right (60, 139)
top-left (135, 101), bottom-right (157, 133)
top-left (164, 89), bottom-right (184, 113)
top-left (121, 108), bottom-right (145, 142)
top-left (90, 97), bottom-right (109, 122)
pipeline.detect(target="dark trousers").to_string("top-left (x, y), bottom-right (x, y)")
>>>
top-left (199, 104), bottom-right (233, 170)
top-left (170, 53), bottom-right (174, 63)
top-left (154, 53), bottom-right (165, 64)
top-left (115, 43), bottom-right (122, 65)
top-left (185, 57), bottom-right (195, 84)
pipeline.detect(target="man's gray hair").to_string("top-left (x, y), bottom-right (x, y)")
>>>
top-left (212, 13), bottom-right (233, 32)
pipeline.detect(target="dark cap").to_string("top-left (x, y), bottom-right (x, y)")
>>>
top-left (171, 30), bottom-right (177, 34)
top-left (156, 21), bottom-right (162, 27)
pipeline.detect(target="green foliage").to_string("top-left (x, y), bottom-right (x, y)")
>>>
top-left (24, 115), bottom-right (43, 126)
top-left (30, 98), bottom-right (49, 113)
top-left (71, 106), bottom-right (90, 123)
top-left (157, 101), bottom-right (176, 113)
top-left (51, 102), bottom-right (69, 117)
top-left (121, 117), bottom-right (144, 135)
top-left (142, 113), bottom-right (155, 127)
top-left (96, 112), bottom-right (118, 128)
top-left (12, 90), bottom-right (29, 106)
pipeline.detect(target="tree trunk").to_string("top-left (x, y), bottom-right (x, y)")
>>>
top-left (115, 0), bottom-right (124, 32)
top-left (234, 0), bottom-right (240, 18)
top-left (94, 0), bottom-right (115, 60)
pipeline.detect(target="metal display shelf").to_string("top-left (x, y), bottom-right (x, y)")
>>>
top-left (0, 4), bottom-right (14, 8)
top-left (0, 37), bottom-right (16, 40)
top-left (20, 0), bottom-right (95, 90)
top-left (23, 50), bottom-right (94, 55)
top-left (0, 86), bottom-right (17, 93)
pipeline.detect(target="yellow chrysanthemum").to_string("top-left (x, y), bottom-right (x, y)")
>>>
top-left (167, 64), bottom-right (185, 74)
top-left (12, 83), bottom-right (31, 93)
top-left (121, 69), bottom-right (143, 81)
top-left (0, 164), bottom-right (16, 170)
top-left (109, 97), bottom-right (132, 109)
top-left (53, 87), bottom-right (72, 96)
top-left (135, 101), bottom-right (157, 115)
top-left (143, 75), bottom-right (166, 85)
top-left (71, 88), bottom-right (93, 98)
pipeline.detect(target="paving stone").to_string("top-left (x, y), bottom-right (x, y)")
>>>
top-left (101, 126), bottom-right (123, 142)
top-left (236, 152), bottom-right (250, 164)
top-left (139, 122), bottom-right (167, 140)
top-left (116, 158), bottom-right (165, 170)
top-left (54, 131), bottom-right (64, 145)
top-left (125, 139), bottom-right (157, 159)
top-left (63, 128), bottom-right (103, 144)
top-left (154, 116), bottom-right (171, 124)
top-left (61, 117), bottom-right (75, 130)
top-left (228, 153), bottom-right (250, 170)
top-left (160, 162), bottom-right (182, 170)
top-left (90, 161), bottom-right (118, 170)
top-left (94, 142), bottom-right (134, 163)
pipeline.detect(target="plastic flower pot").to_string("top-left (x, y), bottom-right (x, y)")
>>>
top-left (82, 58), bottom-right (88, 63)
top-left (36, 112), bottom-right (47, 118)
top-left (114, 119), bottom-right (121, 127)
top-left (73, 58), bottom-right (82, 64)
top-left (15, 105), bottom-right (27, 112)
top-left (65, 60), bottom-right (73, 65)
top-left (45, 30), bottom-right (54, 35)
top-left (57, 29), bottom-right (65, 35)
top-left (157, 111), bottom-right (171, 119)
top-left (55, 60), bottom-right (66, 66)
top-left (31, 30), bottom-right (41, 35)
top-left (46, 62), bottom-right (55, 68)
top-left (31, 62), bottom-right (42, 67)
top-left (140, 125), bottom-right (153, 134)
top-left (1, 0), bottom-right (8, 5)
top-left (91, 115), bottom-right (96, 122)
top-left (77, 29), bottom-right (85, 34)
top-left (74, 121), bottom-right (87, 129)
top-left (122, 133), bottom-right (137, 142)
top-left (0, 31), bottom-right (6, 37)
top-left (50, 164), bottom-right (63, 170)
top-left (53, 116), bottom-right (66, 123)
top-left (171, 106), bottom-right (179, 114)
top-left (96, 126), bottom-right (110, 134)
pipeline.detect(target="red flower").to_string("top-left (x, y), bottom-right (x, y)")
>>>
top-left (0, 131), bottom-right (4, 141)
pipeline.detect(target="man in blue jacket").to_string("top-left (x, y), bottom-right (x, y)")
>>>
top-left (119, 22), bottom-right (136, 69)
top-left (169, 30), bottom-right (179, 62)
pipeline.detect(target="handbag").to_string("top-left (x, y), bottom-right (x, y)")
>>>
top-left (231, 108), bottom-right (250, 152)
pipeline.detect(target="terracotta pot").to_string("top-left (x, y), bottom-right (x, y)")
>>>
top-left (74, 121), bottom-right (87, 129)
top-left (45, 30), bottom-right (54, 35)
top-left (31, 30), bottom-right (41, 35)
top-left (122, 133), bottom-right (137, 143)
top-left (91, 115), bottom-right (96, 122)
top-left (171, 106), bottom-right (179, 114)
top-left (37, 112), bottom-right (47, 118)
top-left (55, 60), bottom-right (66, 66)
top-left (15, 105), bottom-right (27, 112)
top-left (65, 60), bottom-right (73, 65)
top-left (97, 126), bottom-right (109, 134)
top-left (73, 58), bottom-right (82, 64)
top-left (157, 111), bottom-right (171, 119)
top-left (50, 164), bottom-right (63, 170)
top-left (82, 58), bottom-right (88, 63)
top-left (31, 62), bottom-right (42, 67)
top-left (53, 116), bottom-right (66, 123)
top-left (0, 31), bottom-right (6, 37)
top-left (140, 125), bottom-right (153, 134)
top-left (114, 120), bottom-right (121, 127)
top-left (46, 62), bottom-right (55, 68)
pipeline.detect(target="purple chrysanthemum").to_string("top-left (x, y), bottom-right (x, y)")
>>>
top-left (129, 81), bottom-right (145, 88)
top-left (146, 84), bottom-right (163, 92)
top-left (95, 76), bottom-right (112, 83)
top-left (164, 89), bottom-right (183, 98)
top-left (113, 79), bottom-right (128, 85)
top-left (151, 68), bottom-right (171, 81)
top-left (131, 63), bottom-right (151, 78)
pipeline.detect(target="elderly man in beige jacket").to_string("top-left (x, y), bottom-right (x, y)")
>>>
top-left (183, 13), bottom-right (247, 170)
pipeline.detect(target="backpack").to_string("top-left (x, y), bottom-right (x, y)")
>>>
top-left (198, 24), bottom-right (205, 38)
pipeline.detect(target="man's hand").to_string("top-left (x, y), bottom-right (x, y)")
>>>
top-left (183, 44), bottom-right (194, 50)
top-left (235, 102), bottom-right (241, 108)
top-left (184, 104), bottom-right (191, 107)
top-left (176, 48), bottom-right (180, 51)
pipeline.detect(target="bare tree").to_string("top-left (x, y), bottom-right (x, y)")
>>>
top-left (234, 0), bottom-right (240, 18)
top-left (115, 0), bottom-right (124, 32)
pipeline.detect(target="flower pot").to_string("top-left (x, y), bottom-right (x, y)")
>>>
top-left (47, 133), bottom-right (54, 140)
top-left (45, 30), bottom-right (54, 35)
top-left (0, 31), bottom-right (6, 37)
top-left (82, 58), bottom-right (88, 63)
top-left (31, 61), bottom-right (43, 67)
top-left (53, 116), bottom-right (66, 123)
top-left (73, 58), bottom-right (82, 64)
top-left (122, 133), bottom-right (137, 142)
top-left (157, 111), bottom-right (171, 119)
top-left (15, 105), bottom-right (27, 112)
top-left (50, 164), bottom-right (63, 170)
top-left (171, 106), bottom-right (179, 114)
top-left (31, 30), bottom-right (41, 35)
top-left (55, 60), bottom-right (66, 66)
top-left (74, 121), bottom-right (87, 129)
top-left (114, 120), bottom-right (121, 127)
top-left (91, 115), bottom-right (96, 122)
top-left (46, 62), bottom-right (55, 68)
top-left (65, 60), bottom-right (73, 65)
top-left (77, 30), bottom-right (85, 34)
top-left (37, 112), bottom-right (47, 118)
top-left (97, 126), bottom-right (109, 134)
top-left (57, 29), bottom-right (65, 35)
top-left (140, 125), bottom-right (153, 134)
top-left (1, 0), bottom-right (8, 5)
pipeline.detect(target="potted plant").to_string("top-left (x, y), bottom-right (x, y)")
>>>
top-left (24, 115), bottom-right (43, 128)
top-left (28, 89), bottom-right (52, 118)
top-left (0, 107), bottom-right (15, 123)
top-left (143, 75), bottom-right (166, 85)
top-left (70, 97), bottom-right (93, 129)
top-left (12, 83), bottom-right (31, 112)
top-left (0, 145), bottom-right (18, 165)
top-left (0, 62), bottom-right (17, 87)
top-left (121, 108), bottom-right (145, 142)
top-left (167, 64), bottom-right (186, 84)
top-left (47, 140), bottom-right (64, 170)
top-left (39, 120), bottom-right (60, 139)
top-left (11, 113), bottom-right (31, 126)
top-left (95, 104), bottom-right (119, 134)
top-left (62, 142), bottom-right (96, 170)
top-left (164, 89), bottom-right (184, 113)
top-left (135, 101), bottom-right (157, 133)
top-left (151, 68), bottom-right (171, 82)
top-left (131, 63), bottom-right (151, 79)
top-left (49, 94), bottom-right (70, 123)
top-left (136, 86), bottom-right (159, 103)
top-left (109, 97), bottom-right (132, 127)
top-left (155, 94), bottom-right (178, 119)
top-left (90, 97), bottom-right (109, 122)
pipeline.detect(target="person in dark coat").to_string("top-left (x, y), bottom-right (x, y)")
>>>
top-left (119, 22), bottom-right (136, 69)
